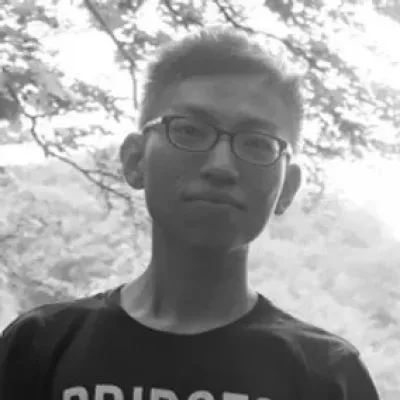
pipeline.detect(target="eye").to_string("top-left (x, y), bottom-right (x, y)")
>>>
top-left (235, 132), bottom-right (280, 163)
top-left (240, 134), bottom-right (276, 151)
top-left (177, 124), bottom-right (204, 137)
top-left (169, 118), bottom-right (210, 146)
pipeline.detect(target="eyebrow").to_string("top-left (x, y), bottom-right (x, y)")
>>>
top-left (175, 104), bottom-right (279, 134)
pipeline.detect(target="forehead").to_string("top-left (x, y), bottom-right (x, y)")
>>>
top-left (158, 75), bottom-right (294, 141)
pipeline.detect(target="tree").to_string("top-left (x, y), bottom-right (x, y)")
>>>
top-left (1, 0), bottom-right (399, 207)
top-left (0, 0), bottom-right (131, 203)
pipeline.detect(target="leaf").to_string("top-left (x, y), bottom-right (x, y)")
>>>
top-left (28, 60), bottom-right (71, 102)
top-left (11, 0), bottom-right (37, 16)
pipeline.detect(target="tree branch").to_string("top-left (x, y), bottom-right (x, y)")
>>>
top-left (119, 0), bottom-right (148, 14)
top-left (161, 0), bottom-right (203, 28)
top-left (83, 0), bottom-right (135, 68)
top-left (212, 0), bottom-right (322, 72)
top-left (28, 117), bottom-right (131, 201)
top-left (83, 0), bottom-right (139, 109)
top-left (4, 60), bottom-right (132, 202)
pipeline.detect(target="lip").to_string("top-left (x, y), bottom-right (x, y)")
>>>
top-left (184, 192), bottom-right (245, 210)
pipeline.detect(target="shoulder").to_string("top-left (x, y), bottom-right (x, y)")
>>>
top-left (255, 296), bottom-right (360, 373)
top-left (0, 287), bottom-right (120, 397)
top-left (1, 286), bottom-right (118, 351)
top-left (253, 297), bottom-right (379, 397)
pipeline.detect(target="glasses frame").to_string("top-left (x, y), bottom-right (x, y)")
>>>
top-left (142, 115), bottom-right (293, 166)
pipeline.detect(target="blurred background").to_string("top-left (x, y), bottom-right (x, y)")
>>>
top-left (0, 0), bottom-right (399, 398)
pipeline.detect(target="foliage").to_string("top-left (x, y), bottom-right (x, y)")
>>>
top-left (0, 0), bottom-right (132, 199)
top-left (1, 0), bottom-right (399, 208)
top-left (0, 158), bottom-right (149, 309)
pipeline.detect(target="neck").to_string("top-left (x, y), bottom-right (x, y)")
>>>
top-left (122, 225), bottom-right (256, 332)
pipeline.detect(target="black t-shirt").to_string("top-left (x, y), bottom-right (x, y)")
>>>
top-left (0, 286), bottom-right (380, 400)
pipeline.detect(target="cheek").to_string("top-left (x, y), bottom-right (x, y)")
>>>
top-left (142, 139), bottom-right (195, 208)
top-left (244, 166), bottom-right (284, 222)
top-left (247, 164), bottom-right (283, 199)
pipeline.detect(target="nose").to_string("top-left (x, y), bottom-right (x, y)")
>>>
top-left (200, 136), bottom-right (239, 185)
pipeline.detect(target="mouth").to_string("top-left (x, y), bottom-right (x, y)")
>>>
top-left (184, 193), bottom-right (245, 210)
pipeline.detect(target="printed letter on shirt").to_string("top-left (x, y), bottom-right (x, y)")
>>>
top-left (151, 388), bottom-right (179, 400)
top-left (188, 391), bottom-right (215, 400)
top-left (223, 393), bottom-right (249, 400)
top-left (63, 387), bottom-right (89, 400)
top-left (95, 384), bottom-right (124, 400)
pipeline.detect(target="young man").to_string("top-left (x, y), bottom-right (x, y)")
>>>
top-left (0, 27), bottom-right (379, 400)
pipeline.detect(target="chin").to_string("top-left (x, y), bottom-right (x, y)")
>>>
top-left (182, 229), bottom-right (251, 252)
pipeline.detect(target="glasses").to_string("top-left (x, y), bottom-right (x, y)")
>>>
top-left (142, 115), bottom-right (292, 166)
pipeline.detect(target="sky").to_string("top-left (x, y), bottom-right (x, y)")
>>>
top-left (325, 157), bottom-right (400, 241)
top-left (1, 1), bottom-right (399, 240)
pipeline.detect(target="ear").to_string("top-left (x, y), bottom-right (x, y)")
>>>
top-left (275, 162), bottom-right (302, 215)
top-left (120, 133), bottom-right (145, 190)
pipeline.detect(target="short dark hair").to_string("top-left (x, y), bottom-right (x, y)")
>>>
top-left (139, 26), bottom-right (304, 151)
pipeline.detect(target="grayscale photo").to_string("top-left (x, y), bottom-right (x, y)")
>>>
top-left (0, 1), bottom-right (399, 399)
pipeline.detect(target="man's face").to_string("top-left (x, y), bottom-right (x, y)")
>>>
top-left (141, 74), bottom-right (296, 250)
